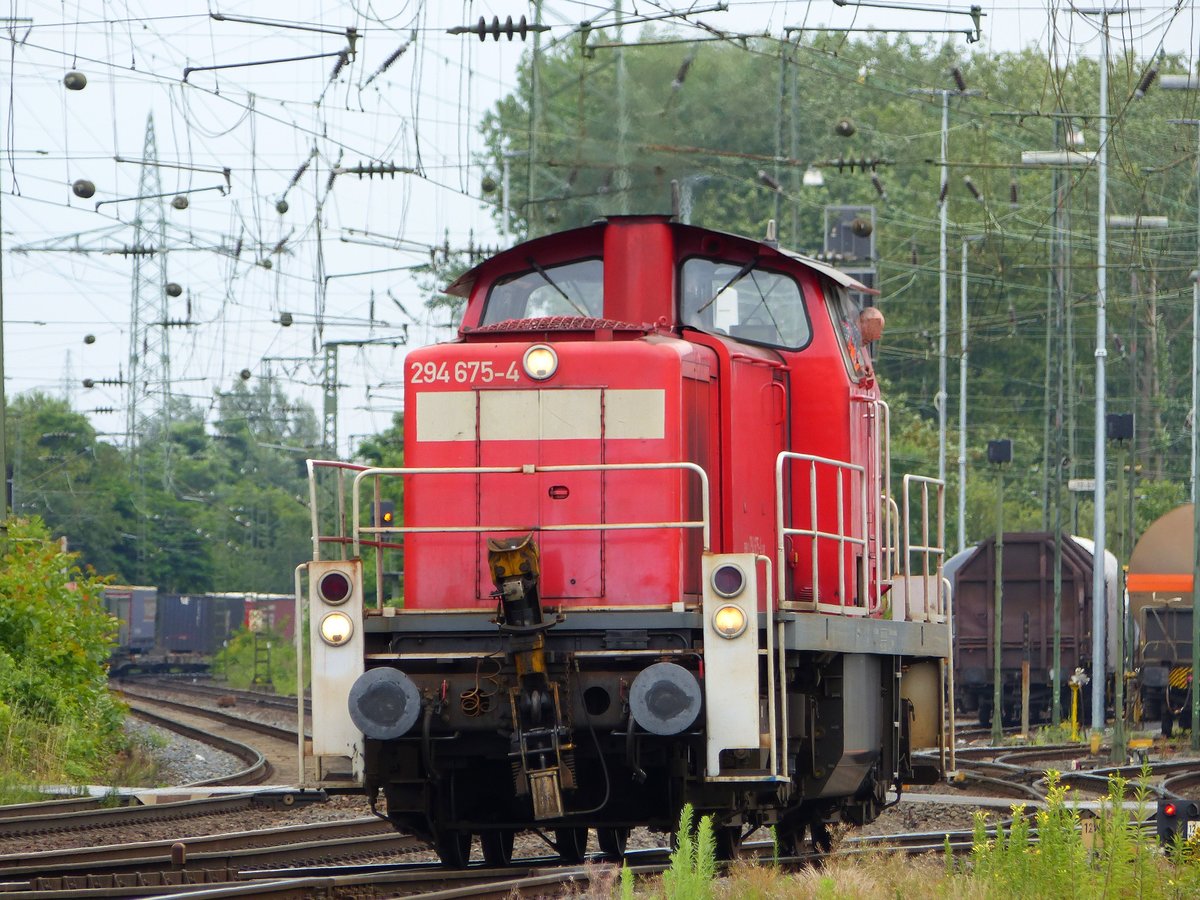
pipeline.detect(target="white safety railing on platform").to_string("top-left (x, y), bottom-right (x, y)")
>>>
top-left (900, 474), bottom-right (947, 623)
top-left (775, 451), bottom-right (871, 616)
top-left (306, 459), bottom-right (711, 608)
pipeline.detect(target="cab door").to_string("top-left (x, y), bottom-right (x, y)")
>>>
top-left (726, 356), bottom-right (787, 567)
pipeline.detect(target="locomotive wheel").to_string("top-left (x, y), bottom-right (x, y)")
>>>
top-left (977, 703), bottom-right (992, 728)
top-left (555, 827), bottom-right (588, 862)
top-left (596, 827), bottom-right (629, 858)
top-left (715, 825), bottom-right (743, 860)
top-left (773, 825), bottom-right (806, 859)
top-left (435, 830), bottom-right (472, 868)
top-left (480, 829), bottom-right (514, 866)
top-left (810, 818), bottom-right (833, 856)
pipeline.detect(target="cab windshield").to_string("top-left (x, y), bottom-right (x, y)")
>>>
top-left (680, 258), bottom-right (810, 349)
top-left (481, 258), bottom-right (603, 325)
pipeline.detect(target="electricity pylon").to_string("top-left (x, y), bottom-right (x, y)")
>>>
top-left (127, 113), bottom-right (173, 465)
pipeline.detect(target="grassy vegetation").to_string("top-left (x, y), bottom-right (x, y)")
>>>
top-left (661, 805), bottom-right (718, 899)
top-left (612, 771), bottom-right (1200, 899)
top-left (0, 518), bottom-right (130, 802)
top-left (106, 727), bottom-right (167, 788)
top-left (211, 627), bottom-right (303, 695)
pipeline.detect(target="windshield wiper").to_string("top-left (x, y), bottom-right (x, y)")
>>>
top-left (696, 259), bottom-right (757, 315)
top-left (526, 258), bottom-right (589, 317)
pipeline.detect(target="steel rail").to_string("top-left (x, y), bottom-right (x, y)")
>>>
top-left (123, 679), bottom-right (310, 715)
top-left (118, 690), bottom-right (302, 745)
top-left (0, 795), bottom-right (259, 839)
top-left (1, 829), bottom-right (421, 883)
top-left (123, 704), bottom-right (270, 787)
top-left (0, 817), bottom-right (393, 871)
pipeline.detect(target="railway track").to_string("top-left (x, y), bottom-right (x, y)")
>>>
top-left (0, 822), bottom-right (1112, 899)
top-left (115, 685), bottom-right (301, 744)
top-left (117, 677), bottom-right (310, 716)
top-left (8, 699), bottom-right (1190, 896)
top-left (113, 684), bottom-right (303, 785)
top-left (0, 794), bottom-right (290, 841)
top-left (0, 691), bottom-right (315, 846)
top-left (0, 819), bottom-right (423, 892)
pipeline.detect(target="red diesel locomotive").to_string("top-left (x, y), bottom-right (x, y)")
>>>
top-left (297, 216), bottom-right (952, 866)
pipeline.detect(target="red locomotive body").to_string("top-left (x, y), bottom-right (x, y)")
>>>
top-left (299, 217), bottom-right (951, 865)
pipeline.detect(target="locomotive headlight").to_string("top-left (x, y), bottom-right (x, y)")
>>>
top-left (712, 604), bottom-right (748, 639)
top-left (523, 344), bottom-right (558, 380)
top-left (319, 611), bottom-right (354, 646)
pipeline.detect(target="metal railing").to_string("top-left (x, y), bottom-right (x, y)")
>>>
top-left (901, 474), bottom-right (947, 623)
top-left (875, 399), bottom-right (897, 582)
top-left (775, 451), bottom-right (870, 615)
top-left (306, 459), bottom-right (711, 607)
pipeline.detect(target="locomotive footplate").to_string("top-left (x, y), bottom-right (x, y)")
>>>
top-left (356, 606), bottom-right (947, 834)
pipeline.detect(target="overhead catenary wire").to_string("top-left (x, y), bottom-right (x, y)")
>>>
top-left (2, 0), bottom-right (1198, 464)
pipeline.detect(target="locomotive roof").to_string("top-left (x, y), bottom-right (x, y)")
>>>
top-left (444, 218), bottom-right (877, 298)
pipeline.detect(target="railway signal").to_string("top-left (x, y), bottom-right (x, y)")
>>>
top-left (1156, 798), bottom-right (1200, 845)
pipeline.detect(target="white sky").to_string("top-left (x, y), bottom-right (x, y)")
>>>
top-left (2, 1), bottom-right (1198, 457)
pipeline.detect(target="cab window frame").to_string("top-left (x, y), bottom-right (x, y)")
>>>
top-left (825, 284), bottom-right (871, 383)
top-left (677, 255), bottom-right (813, 352)
top-left (480, 256), bottom-right (604, 325)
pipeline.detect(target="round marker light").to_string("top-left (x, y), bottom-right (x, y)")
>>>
top-left (523, 344), bottom-right (558, 381)
top-left (318, 570), bottom-right (351, 605)
top-left (712, 604), bottom-right (747, 639)
top-left (1164, 802), bottom-right (1178, 817)
top-left (711, 563), bottom-right (746, 598)
top-left (319, 611), bottom-right (354, 646)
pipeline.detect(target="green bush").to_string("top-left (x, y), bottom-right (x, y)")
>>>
top-left (0, 518), bottom-right (124, 797)
top-left (211, 626), bottom-right (303, 695)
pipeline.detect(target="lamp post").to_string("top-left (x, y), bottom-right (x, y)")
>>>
top-left (1155, 74), bottom-right (1200, 752)
top-left (1158, 128), bottom-right (1200, 498)
top-left (1106, 412), bottom-right (1132, 763)
top-left (959, 235), bottom-right (985, 552)
top-left (1193, 268), bottom-right (1200, 751)
top-left (1079, 5), bottom-right (1124, 735)
top-left (959, 239), bottom-right (969, 553)
top-left (1020, 140), bottom-right (1095, 726)
top-left (988, 438), bottom-right (1012, 745)
top-left (910, 75), bottom-right (978, 492)
top-left (1096, 205), bottom-right (1165, 754)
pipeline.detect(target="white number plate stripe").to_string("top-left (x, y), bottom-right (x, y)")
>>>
top-left (415, 389), bottom-right (665, 442)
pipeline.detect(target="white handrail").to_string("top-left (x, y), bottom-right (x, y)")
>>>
top-left (755, 553), bottom-right (780, 779)
top-left (943, 574), bottom-right (957, 778)
top-left (293, 563), bottom-right (307, 787)
top-left (876, 399), bottom-right (895, 584)
top-left (331, 461), bottom-right (711, 561)
top-left (901, 474), bottom-right (946, 622)
top-left (775, 451), bottom-right (869, 612)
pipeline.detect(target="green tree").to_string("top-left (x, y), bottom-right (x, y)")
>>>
top-left (0, 518), bottom-right (124, 786)
top-left (475, 32), bottom-right (1197, 545)
top-left (7, 393), bottom-right (137, 579)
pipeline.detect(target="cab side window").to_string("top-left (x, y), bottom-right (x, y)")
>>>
top-left (680, 258), bottom-right (810, 349)
top-left (828, 287), bottom-right (870, 380)
top-left (481, 259), bottom-right (603, 325)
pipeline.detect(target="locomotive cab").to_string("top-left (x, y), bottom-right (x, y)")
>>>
top-left (297, 216), bottom-right (952, 865)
